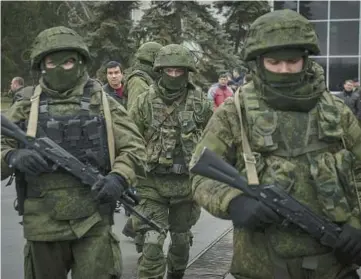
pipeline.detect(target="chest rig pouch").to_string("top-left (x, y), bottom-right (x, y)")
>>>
top-left (25, 81), bottom-right (111, 220)
top-left (145, 88), bottom-right (203, 174)
top-left (37, 81), bottom-right (111, 174)
top-left (242, 86), bottom-right (355, 223)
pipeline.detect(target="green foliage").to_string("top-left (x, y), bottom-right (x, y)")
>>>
top-left (68, 1), bottom-right (139, 79)
top-left (1, 1), bottom-right (70, 90)
top-left (213, 1), bottom-right (271, 55)
top-left (1, 1), bottom-right (270, 91)
top-left (132, 1), bottom-right (244, 90)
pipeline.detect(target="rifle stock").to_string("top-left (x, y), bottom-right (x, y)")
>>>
top-left (190, 147), bottom-right (257, 198)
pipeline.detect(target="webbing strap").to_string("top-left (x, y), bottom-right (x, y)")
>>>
top-left (234, 87), bottom-right (259, 185)
top-left (101, 90), bottom-right (115, 168)
top-left (26, 85), bottom-right (42, 137)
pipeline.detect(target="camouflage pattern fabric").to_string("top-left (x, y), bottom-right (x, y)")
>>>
top-left (129, 80), bottom-right (211, 279)
top-left (124, 42), bottom-right (162, 110)
top-left (242, 9), bottom-right (320, 61)
top-left (30, 26), bottom-right (90, 70)
top-left (135, 42), bottom-right (163, 64)
top-left (1, 26), bottom-right (147, 279)
top-left (124, 70), bottom-right (154, 110)
top-left (133, 178), bottom-right (199, 279)
top-left (153, 44), bottom-right (197, 73)
top-left (24, 229), bottom-right (122, 279)
top-left (190, 9), bottom-right (361, 276)
top-left (190, 79), bottom-right (361, 278)
top-left (1, 74), bottom-right (147, 240)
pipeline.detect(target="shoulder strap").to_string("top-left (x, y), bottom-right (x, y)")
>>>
top-left (234, 87), bottom-right (260, 185)
top-left (101, 90), bottom-right (115, 168)
top-left (26, 85), bottom-right (42, 137)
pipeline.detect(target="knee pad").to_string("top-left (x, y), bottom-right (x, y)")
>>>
top-left (142, 230), bottom-right (165, 261)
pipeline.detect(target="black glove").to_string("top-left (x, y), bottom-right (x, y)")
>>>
top-left (335, 224), bottom-right (361, 265)
top-left (6, 149), bottom-right (51, 176)
top-left (228, 195), bottom-right (281, 230)
top-left (92, 173), bottom-right (127, 204)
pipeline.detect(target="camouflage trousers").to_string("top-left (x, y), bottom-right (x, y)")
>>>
top-left (24, 231), bottom-right (122, 279)
top-left (134, 197), bottom-right (201, 279)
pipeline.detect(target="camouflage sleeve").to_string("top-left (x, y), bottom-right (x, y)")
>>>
top-left (128, 92), bottom-right (151, 136)
top-left (190, 98), bottom-right (243, 219)
top-left (107, 97), bottom-right (147, 186)
top-left (1, 99), bottom-right (31, 178)
top-left (201, 98), bottom-right (214, 129)
top-left (126, 76), bottom-right (149, 111)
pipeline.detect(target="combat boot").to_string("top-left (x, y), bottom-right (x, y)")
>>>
top-left (122, 218), bottom-right (136, 238)
top-left (166, 271), bottom-right (184, 279)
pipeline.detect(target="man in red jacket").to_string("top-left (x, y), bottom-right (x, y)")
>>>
top-left (207, 72), bottom-right (234, 110)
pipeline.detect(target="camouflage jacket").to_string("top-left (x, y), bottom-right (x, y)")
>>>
top-left (124, 70), bottom-right (154, 110)
top-left (190, 81), bottom-right (361, 278)
top-left (1, 74), bottom-right (147, 241)
top-left (129, 82), bottom-right (212, 173)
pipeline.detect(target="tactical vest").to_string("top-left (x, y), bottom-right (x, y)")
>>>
top-left (21, 80), bottom-right (110, 174)
top-left (145, 86), bottom-right (206, 175)
top-left (241, 84), bottom-right (357, 223)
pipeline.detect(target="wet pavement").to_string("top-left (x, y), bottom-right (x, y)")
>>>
top-left (1, 177), bottom-right (232, 279)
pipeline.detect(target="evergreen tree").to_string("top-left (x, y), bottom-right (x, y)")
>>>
top-left (1, 1), bottom-right (69, 91)
top-left (68, 1), bottom-right (139, 81)
top-left (213, 1), bottom-right (270, 55)
top-left (132, 1), bottom-right (243, 90)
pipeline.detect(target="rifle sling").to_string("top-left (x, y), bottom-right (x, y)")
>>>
top-left (27, 85), bottom-right (42, 137)
top-left (234, 87), bottom-right (259, 185)
top-left (101, 90), bottom-right (115, 168)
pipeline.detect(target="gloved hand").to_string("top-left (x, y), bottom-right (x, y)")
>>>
top-left (6, 149), bottom-right (51, 176)
top-left (92, 173), bottom-right (127, 204)
top-left (228, 194), bottom-right (281, 230)
top-left (335, 224), bottom-right (361, 265)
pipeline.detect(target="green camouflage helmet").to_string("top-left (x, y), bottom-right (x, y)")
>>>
top-left (153, 44), bottom-right (197, 72)
top-left (30, 26), bottom-right (90, 70)
top-left (135, 42), bottom-right (163, 63)
top-left (243, 9), bottom-right (320, 61)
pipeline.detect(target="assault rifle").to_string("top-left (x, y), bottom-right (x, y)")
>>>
top-left (1, 114), bottom-right (165, 233)
top-left (190, 147), bottom-right (342, 249)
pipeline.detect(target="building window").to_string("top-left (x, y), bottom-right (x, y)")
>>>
top-left (329, 58), bottom-right (359, 91)
top-left (272, 0), bottom-right (360, 92)
top-left (299, 1), bottom-right (328, 20)
top-left (330, 1), bottom-right (360, 19)
top-left (273, 1), bottom-right (297, 11)
top-left (330, 21), bottom-right (360, 55)
top-left (312, 22), bottom-right (327, 55)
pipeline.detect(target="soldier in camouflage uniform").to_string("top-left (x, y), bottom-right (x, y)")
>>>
top-left (190, 10), bottom-right (361, 279)
top-left (1, 26), bottom-right (147, 279)
top-left (129, 44), bottom-right (213, 279)
top-left (121, 41), bottom-right (163, 238)
top-left (124, 41), bottom-right (163, 110)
